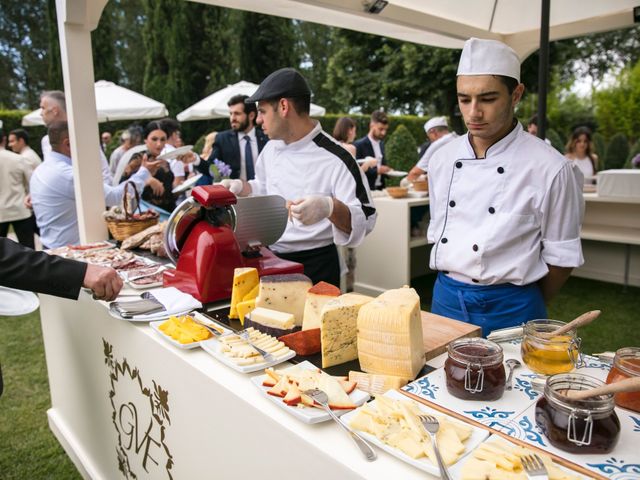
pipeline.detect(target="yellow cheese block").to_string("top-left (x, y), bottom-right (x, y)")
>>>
top-left (236, 298), bottom-right (256, 326)
top-left (320, 293), bottom-right (373, 368)
top-left (243, 284), bottom-right (259, 302)
top-left (229, 268), bottom-right (259, 319)
top-left (357, 287), bottom-right (425, 378)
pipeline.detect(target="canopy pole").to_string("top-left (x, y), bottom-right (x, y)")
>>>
top-left (536, 0), bottom-right (550, 139)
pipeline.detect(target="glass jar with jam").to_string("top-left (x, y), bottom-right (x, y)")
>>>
top-left (606, 347), bottom-right (640, 413)
top-left (521, 319), bottom-right (582, 375)
top-left (535, 373), bottom-right (620, 454)
top-left (445, 338), bottom-right (506, 401)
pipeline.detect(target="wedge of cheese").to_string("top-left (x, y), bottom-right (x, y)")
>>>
top-left (348, 371), bottom-right (409, 395)
top-left (302, 281), bottom-right (341, 330)
top-left (236, 299), bottom-right (256, 326)
top-left (244, 306), bottom-right (297, 337)
top-left (255, 273), bottom-right (312, 327)
top-left (320, 293), bottom-right (373, 368)
top-left (357, 287), bottom-right (425, 378)
top-left (229, 268), bottom-right (259, 319)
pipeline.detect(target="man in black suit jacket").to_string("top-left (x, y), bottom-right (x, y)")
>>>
top-left (353, 110), bottom-right (391, 190)
top-left (196, 94), bottom-right (268, 183)
top-left (0, 238), bottom-right (123, 397)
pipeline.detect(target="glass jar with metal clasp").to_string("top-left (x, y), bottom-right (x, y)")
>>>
top-left (535, 373), bottom-right (621, 454)
top-left (606, 347), bottom-right (640, 412)
top-left (521, 319), bottom-right (584, 375)
top-left (444, 338), bottom-right (506, 401)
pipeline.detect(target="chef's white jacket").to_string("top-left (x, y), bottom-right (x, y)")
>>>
top-left (416, 132), bottom-right (458, 173)
top-left (427, 123), bottom-right (584, 286)
top-left (249, 122), bottom-right (376, 254)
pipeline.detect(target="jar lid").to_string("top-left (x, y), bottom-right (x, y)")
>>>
top-left (447, 337), bottom-right (503, 366)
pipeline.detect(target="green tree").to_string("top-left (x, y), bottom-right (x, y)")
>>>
top-left (92, 7), bottom-right (119, 83)
top-left (385, 124), bottom-right (417, 174)
top-left (238, 12), bottom-right (298, 83)
top-left (604, 133), bottom-right (630, 170)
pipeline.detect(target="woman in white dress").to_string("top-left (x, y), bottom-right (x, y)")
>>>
top-left (565, 126), bottom-right (599, 180)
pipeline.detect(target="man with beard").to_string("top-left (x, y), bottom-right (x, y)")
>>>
top-left (354, 110), bottom-right (391, 190)
top-left (195, 94), bottom-right (268, 183)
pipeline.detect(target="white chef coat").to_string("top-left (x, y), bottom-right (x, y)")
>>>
top-left (249, 122), bottom-right (377, 254)
top-left (416, 132), bottom-right (458, 172)
top-left (427, 123), bottom-right (584, 286)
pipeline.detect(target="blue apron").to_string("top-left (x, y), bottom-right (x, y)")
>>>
top-left (431, 272), bottom-right (547, 337)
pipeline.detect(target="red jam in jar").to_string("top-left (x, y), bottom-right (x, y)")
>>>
top-left (606, 347), bottom-right (640, 412)
top-left (445, 338), bottom-right (506, 401)
top-left (535, 373), bottom-right (620, 454)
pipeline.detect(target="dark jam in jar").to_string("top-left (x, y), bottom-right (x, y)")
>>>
top-left (445, 338), bottom-right (506, 401)
top-left (535, 373), bottom-right (620, 454)
top-left (606, 347), bottom-right (640, 413)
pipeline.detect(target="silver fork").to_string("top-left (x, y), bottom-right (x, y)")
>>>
top-left (237, 329), bottom-right (276, 363)
top-left (419, 415), bottom-right (452, 480)
top-left (521, 453), bottom-right (549, 480)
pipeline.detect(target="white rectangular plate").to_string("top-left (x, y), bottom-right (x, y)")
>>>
top-left (340, 389), bottom-right (489, 475)
top-left (200, 331), bottom-right (296, 374)
top-left (250, 360), bottom-right (370, 424)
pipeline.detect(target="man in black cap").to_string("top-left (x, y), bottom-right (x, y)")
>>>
top-left (220, 68), bottom-right (376, 287)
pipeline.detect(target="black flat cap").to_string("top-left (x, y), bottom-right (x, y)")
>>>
top-left (245, 68), bottom-right (311, 103)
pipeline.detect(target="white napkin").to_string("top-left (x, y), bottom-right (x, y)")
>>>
top-left (131, 287), bottom-right (201, 320)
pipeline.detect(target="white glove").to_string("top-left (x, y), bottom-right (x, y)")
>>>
top-left (219, 179), bottom-right (243, 195)
top-left (290, 196), bottom-right (334, 225)
top-left (399, 177), bottom-right (411, 188)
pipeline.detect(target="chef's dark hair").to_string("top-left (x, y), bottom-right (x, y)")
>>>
top-left (496, 75), bottom-right (519, 94)
top-left (228, 94), bottom-right (257, 118)
top-left (265, 96), bottom-right (311, 116)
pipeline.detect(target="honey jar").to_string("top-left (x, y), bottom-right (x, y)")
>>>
top-left (606, 347), bottom-right (640, 412)
top-left (445, 338), bottom-right (506, 401)
top-left (521, 319), bottom-right (582, 375)
top-left (535, 373), bottom-right (620, 454)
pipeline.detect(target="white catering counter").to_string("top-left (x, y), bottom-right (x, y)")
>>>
top-left (40, 293), bottom-right (438, 480)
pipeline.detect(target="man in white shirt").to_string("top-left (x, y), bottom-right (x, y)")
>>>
top-left (427, 38), bottom-right (584, 336)
top-left (221, 68), bottom-right (376, 287)
top-left (405, 116), bottom-right (458, 183)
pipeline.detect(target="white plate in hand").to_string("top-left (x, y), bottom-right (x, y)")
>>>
top-left (386, 170), bottom-right (408, 177)
top-left (250, 361), bottom-right (369, 424)
top-left (340, 389), bottom-right (489, 475)
top-left (200, 331), bottom-right (296, 374)
top-left (172, 173), bottom-right (203, 194)
top-left (157, 145), bottom-right (194, 161)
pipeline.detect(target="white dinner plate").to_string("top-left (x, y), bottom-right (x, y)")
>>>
top-left (0, 287), bottom-right (40, 316)
top-left (341, 389), bottom-right (489, 475)
top-left (157, 145), bottom-right (194, 161)
top-left (250, 361), bottom-right (370, 424)
top-left (200, 331), bottom-right (296, 374)
top-left (172, 173), bottom-right (203, 194)
top-left (386, 170), bottom-right (408, 177)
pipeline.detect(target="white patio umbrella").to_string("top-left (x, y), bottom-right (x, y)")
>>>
top-left (21, 80), bottom-right (169, 126)
top-left (177, 80), bottom-right (326, 121)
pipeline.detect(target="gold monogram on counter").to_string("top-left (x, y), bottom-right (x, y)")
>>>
top-left (104, 339), bottom-right (174, 479)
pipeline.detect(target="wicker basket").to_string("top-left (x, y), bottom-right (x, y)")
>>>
top-left (106, 182), bottom-right (159, 241)
top-left (386, 186), bottom-right (408, 199)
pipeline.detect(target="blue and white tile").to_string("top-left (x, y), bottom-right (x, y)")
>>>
top-left (506, 404), bottom-right (640, 479)
top-left (403, 366), bottom-right (541, 432)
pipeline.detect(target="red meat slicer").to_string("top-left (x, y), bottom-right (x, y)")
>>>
top-left (162, 185), bottom-right (303, 303)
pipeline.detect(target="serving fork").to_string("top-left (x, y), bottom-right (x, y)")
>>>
top-left (237, 329), bottom-right (276, 362)
top-left (521, 453), bottom-right (549, 480)
top-left (419, 415), bottom-right (452, 480)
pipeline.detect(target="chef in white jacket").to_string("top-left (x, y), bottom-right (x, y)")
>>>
top-left (427, 38), bottom-right (584, 336)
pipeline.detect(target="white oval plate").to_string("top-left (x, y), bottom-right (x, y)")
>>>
top-left (0, 287), bottom-right (40, 316)
top-left (172, 173), bottom-right (203, 194)
top-left (157, 145), bottom-right (194, 161)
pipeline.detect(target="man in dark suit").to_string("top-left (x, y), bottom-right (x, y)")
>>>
top-left (353, 110), bottom-right (391, 190)
top-left (0, 237), bottom-right (123, 397)
top-left (196, 94), bottom-right (268, 183)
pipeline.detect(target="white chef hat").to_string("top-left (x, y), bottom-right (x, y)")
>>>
top-left (424, 116), bottom-right (448, 133)
top-left (457, 37), bottom-right (521, 83)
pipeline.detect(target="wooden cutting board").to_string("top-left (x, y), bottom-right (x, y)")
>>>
top-left (421, 311), bottom-right (481, 360)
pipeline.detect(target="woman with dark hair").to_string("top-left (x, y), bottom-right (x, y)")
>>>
top-left (332, 117), bottom-right (357, 158)
top-left (122, 121), bottom-right (177, 212)
top-left (565, 127), bottom-right (599, 179)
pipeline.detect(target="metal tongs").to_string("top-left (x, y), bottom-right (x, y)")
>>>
top-left (109, 292), bottom-right (165, 318)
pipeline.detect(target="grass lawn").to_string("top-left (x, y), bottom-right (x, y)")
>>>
top-left (0, 275), bottom-right (637, 478)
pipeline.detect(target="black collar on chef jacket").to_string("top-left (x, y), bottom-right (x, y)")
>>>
top-left (466, 119), bottom-right (520, 159)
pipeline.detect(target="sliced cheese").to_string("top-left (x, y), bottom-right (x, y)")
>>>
top-left (320, 293), bottom-right (373, 368)
top-left (357, 287), bottom-right (425, 378)
top-left (302, 281), bottom-right (341, 330)
top-left (249, 307), bottom-right (295, 330)
top-left (229, 268), bottom-right (259, 319)
top-left (255, 273), bottom-right (312, 326)
top-left (348, 371), bottom-right (409, 395)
